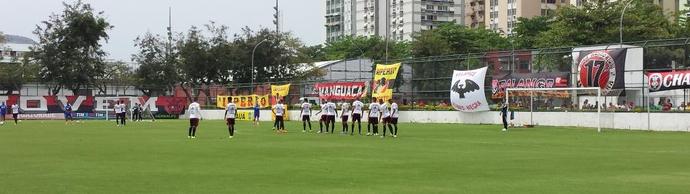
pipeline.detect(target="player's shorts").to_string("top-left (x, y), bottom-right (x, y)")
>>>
top-left (64, 113), bottom-right (72, 119)
top-left (368, 117), bottom-right (378, 124)
top-left (254, 111), bottom-right (260, 119)
top-left (13, 114), bottom-right (18, 119)
top-left (341, 115), bottom-right (349, 122)
top-left (391, 117), bottom-right (398, 124)
top-left (226, 118), bottom-right (235, 125)
top-left (320, 115), bottom-right (326, 122)
top-left (302, 115), bottom-right (310, 121)
top-left (119, 113), bottom-right (126, 118)
top-left (352, 113), bottom-right (361, 122)
top-left (190, 118), bottom-right (200, 127)
top-left (382, 117), bottom-right (391, 123)
top-left (328, 115), bottom-right (336, 122)
top-left (276, 116), bottom-right (284, 121)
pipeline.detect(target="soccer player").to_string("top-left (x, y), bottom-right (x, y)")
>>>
top-left (137, 103), bottom-right (144, 121)
top-left (500, 102), bottom-right (508, 132)
top-left (351, 99), bottom-right (363, 135)
top-left (253, 100), bottom-right (260, 127)
top-left (390, 99), bottom-right (399, 138)
top-left (300, 99), bottom-right (312, 133)
top-left (114, 101), bottom-right (122, 126)
top-left (132, 103), bottom-right (140, 122)
top-left (118, 101), bottom-right (127, 126)
top-left (188, 101), bottom-right (201, 138)
top-left (11, 103), bottom-right (19, 125)
top-left (64, 103), bottom-right (73, 124)
top-left (272, 100), bottom-right (286, 133)
top-left (315, 101), bottom-right (327, 133)
top-left (224, 98), bottom-right (237, 139)
top-left (380, 99), bottom-right (392, 138)
top-left (340, 102), bottom-right (350, 134)
top-left (367, 98), bottom-right (380, 136)
top-left (0, 102), bottom-right (7, 124)
top-left (325, 100), bottom-right (337, 133)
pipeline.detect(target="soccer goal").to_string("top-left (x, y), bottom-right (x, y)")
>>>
top-left (505, 87), bottom-right (602, 132)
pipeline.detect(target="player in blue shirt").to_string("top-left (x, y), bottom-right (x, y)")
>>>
top-left (64, 103), bottom-right (73, 124)
top-left (0, 102), bottom-right (6, 124)
top-left (253, 100), bottom-right (260, 127)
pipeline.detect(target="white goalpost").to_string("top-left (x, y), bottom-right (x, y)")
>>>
top-left (505, 87), bottom-right (602, 132)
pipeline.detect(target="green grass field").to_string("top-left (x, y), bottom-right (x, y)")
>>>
top-left (0, 120), bottom-right (689, 194)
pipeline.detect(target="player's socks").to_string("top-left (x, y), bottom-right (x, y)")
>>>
top-left (188, 127), bottom-right (193, 137)
top-left (382, 125), bottom-right (387, 137)
top-left (394, 124), bottom-right (398, 135)
top-left (192, 127), bottom-right (197, 137)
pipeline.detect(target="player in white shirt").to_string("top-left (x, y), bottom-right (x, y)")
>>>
top-left (325, 100), bottom-right (338, 134)
top-left (11, 103), bottom-right (20, 125)
top-left (389, 99), bottom-right (399, 138)
top-left (340, 102), bottom-right (350, 134)
top-left (113, 101), bottom-right (126, 127)
top-left (351, 100), bottom-right (364, 135)
top-left (366, 98), bottom-right (381, 136)
top-left (380, 99), bottom-right (393, 138)
top-left (119, 101), bottom-right (127, 126)
top-left (299, 99), bottom-right (312, 132)
top-left (224, 98), bottom-right (237, 138)
top-left (272, 100), bottom-right (286, 133)
top-left (187, 101), bottom-right (201, 138)
top-left (314, 101), bottom-right (327, 133)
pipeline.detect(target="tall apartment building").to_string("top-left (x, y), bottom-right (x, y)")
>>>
top-left (484, 0), bottom-right (570, 35)
top-left (482, 0), bottom-right (687, 35)
top-left (572, 0), bottom-right (679, 14)
top-left (466, 0), bottom-right (485, 28)
top-left (326, 0), bottom-right (467, 42)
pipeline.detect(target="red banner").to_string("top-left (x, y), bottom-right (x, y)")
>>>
top-left (648, 70), bottom-right (690, 92)
top-left (314, 82), bottom-right (368, 100)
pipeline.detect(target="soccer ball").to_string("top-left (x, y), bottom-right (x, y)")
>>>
top-left (0, 121), bottom-right (4, 125)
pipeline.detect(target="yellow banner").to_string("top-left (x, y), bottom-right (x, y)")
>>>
top-left (216, 95), bottom-right (270, 109)
top-left (271, 84), bottom-right (291, 97)
top-left (235, 110), bottom-right (254, 121)
top-left (372, 63), bottom-right (401, 101)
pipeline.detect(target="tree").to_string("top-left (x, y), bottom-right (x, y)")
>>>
top-left (323, 36), bottom-right (410, 61)
top-left (132, 32), bottom-right (179, 96)
top-left (513, 16), bottom-right (552, 49)
top-left (231, 27), bottom-right (316, 84)
top-left (536, 1), bottom-right (674, 48)
top-left (0, 31), bottom-right (5, 44)
top-left (409, 23), bottom-right (509, 96)
top-left (300, 45), bottom-right (327, 62)
top-left (30, 0), bottom-right (112, 95)
top-left (93, 61), bottom-right (135, 95)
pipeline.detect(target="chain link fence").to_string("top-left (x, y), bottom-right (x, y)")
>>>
top-left (10, 38), bottom-right (690, 113)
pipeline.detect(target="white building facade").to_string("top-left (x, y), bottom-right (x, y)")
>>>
top-left (327, 0), bottom-right (466, 42)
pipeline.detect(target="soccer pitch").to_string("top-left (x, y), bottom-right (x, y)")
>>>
top-left (0, 120), bottom-right (689, 194)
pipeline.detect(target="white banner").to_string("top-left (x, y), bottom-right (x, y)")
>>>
top-left (450, 67), bottom-right (490, 112)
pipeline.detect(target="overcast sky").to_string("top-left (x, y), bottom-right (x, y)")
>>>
top-left (0, 0), bottom-right (325, 61)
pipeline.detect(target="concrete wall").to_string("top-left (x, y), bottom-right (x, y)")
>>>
top-left (192, 110), bottom-right (690, 132)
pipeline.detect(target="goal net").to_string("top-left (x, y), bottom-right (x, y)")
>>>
top-left (505, 87), bottom-right (603, 132)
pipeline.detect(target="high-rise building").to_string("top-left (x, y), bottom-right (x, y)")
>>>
top-left (484, 0), bottom-right (571, 35)
top-left (466, 0), bottom-right (486, 28)
top-left (326, 0), bottom-right (467, 42)
top-left (572, 0), bottom-right (680, 14)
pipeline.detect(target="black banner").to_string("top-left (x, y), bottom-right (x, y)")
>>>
top-left (647, 70), bottom-right (690, 92)
top-left (491, 72), bottom-right (570, 99)
top-left (577, 49), bottom-right (627, 95)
